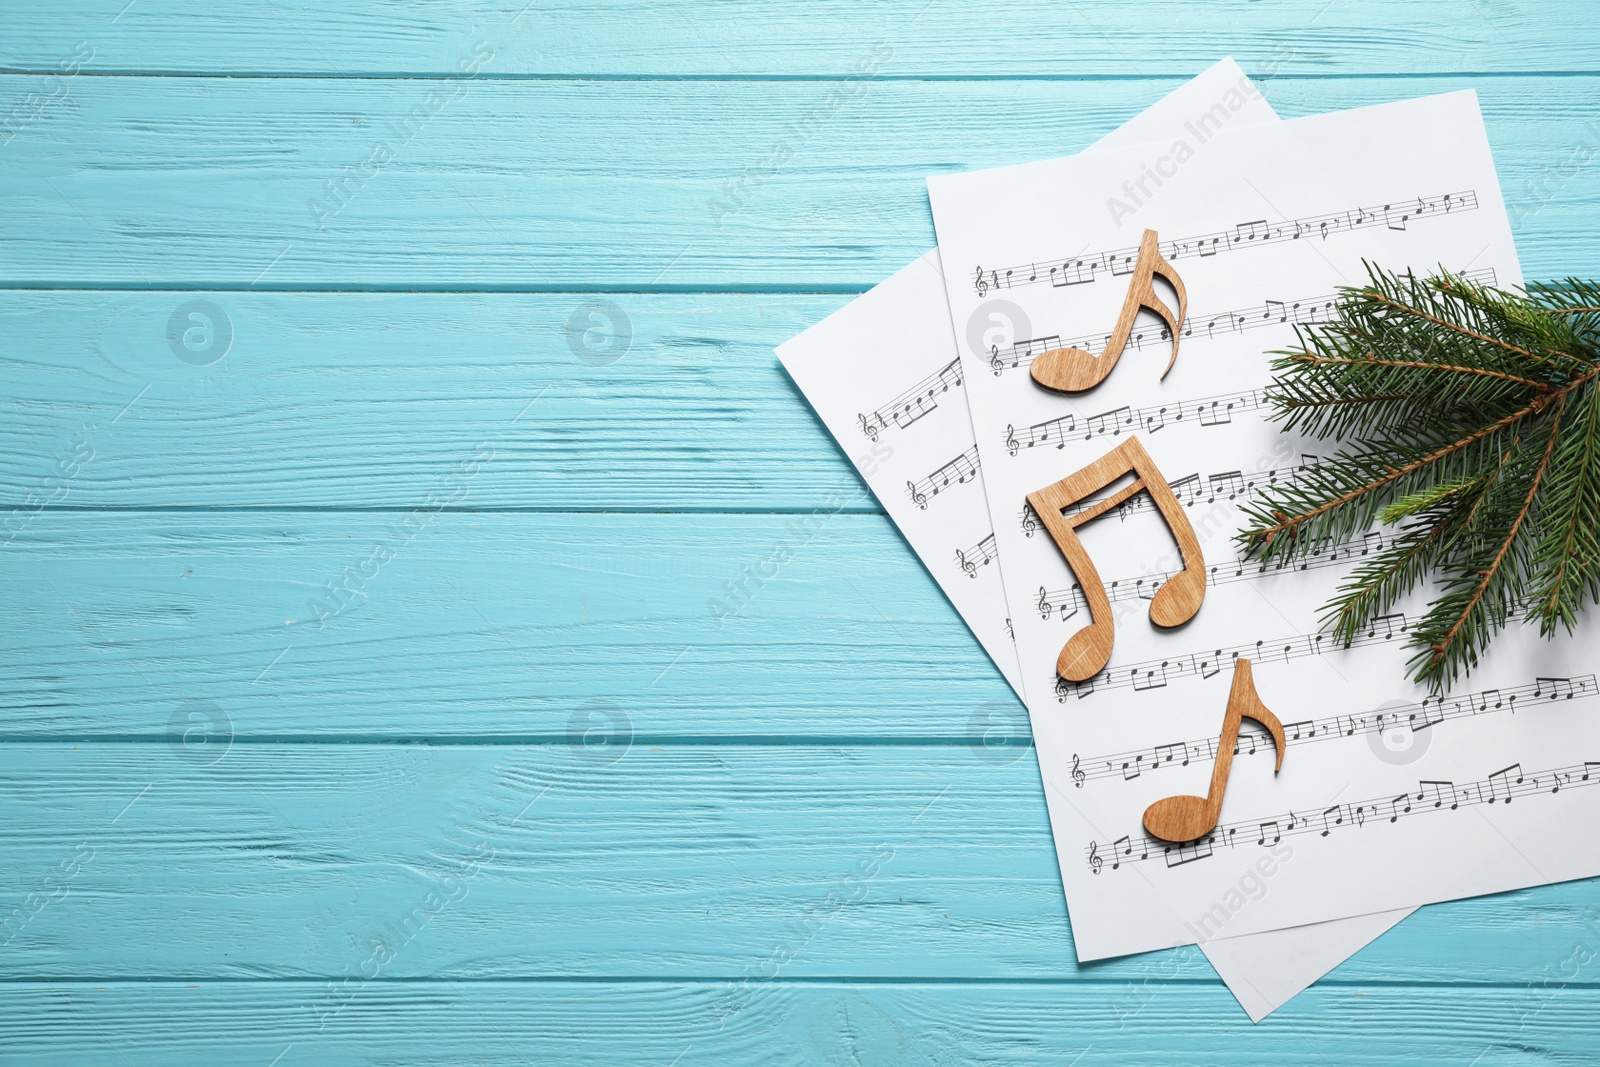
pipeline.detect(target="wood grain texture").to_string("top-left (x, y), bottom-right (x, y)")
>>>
top-left (1029, 228), bottom-right (1188, 392)
top-left (0, 512), bottom-right (1013, 738)
top-left (4, 76), bottom-right (1600, 288)
top-left (0, 742), bottom-right (1596, 987)
top-left (0, 290), bottom-right (873, 510)
top-left (4, 3), bottom-right (1600, 1056)
top-left (4, 981), bottom-right (1599, 1066)
top-left (1029, 437), bottom-right (1206, 680)
top-left (3, 0), bottom-right (1600, 76)
top-left (1142, 659), bottom-right (1285, 842)
top-left (3, 981), bottom-right (1600, 1065)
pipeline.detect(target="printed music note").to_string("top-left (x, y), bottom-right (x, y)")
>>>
top-left (1417, 780), bottom-right (1459, 810)
top-left (1142, 659), bottom-right (1286, 843)
top-left (1486, 763), bottom-right (1524, 803)
top-left (1029, 229), bottom-right (1188, 394)
top-left (1536, 676), bottom-right (1577, 700)
top-left (1027, 437), bottom-right (1206, 681)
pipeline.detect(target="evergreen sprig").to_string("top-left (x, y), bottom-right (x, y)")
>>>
top-left (1237, 266), bottom-right (1600, 691)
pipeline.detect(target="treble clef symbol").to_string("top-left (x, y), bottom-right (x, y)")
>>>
top-left (1088, 840), bottom-right (1102, 874)
top-left (1072, 753), bottom-right (1085, 788)
top-left (1005, 424), bottom-right (1020, 456)
top-left (974, 265), bottom-right (989, 297)
top-left (857, 412), bottom-right (880, 441)
top-left (956, 549), bottom-right (976, 579)
top-left (1036, 586), bottom-right (1051, 621)
top-left (908, 481), bottom-right (928, 510)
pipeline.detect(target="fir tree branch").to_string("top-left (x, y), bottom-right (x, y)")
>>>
top-left (1427, 400), bottom-right (1565, 670)
top-left (1238, 267), bottom-right (1600, 687)
top-left (1365, 290), bottom-right (1544, 361)
top-left (1246, 395), bottom-right (1549, 547)
top-left (1286, 351), bottom-right (1550, 391)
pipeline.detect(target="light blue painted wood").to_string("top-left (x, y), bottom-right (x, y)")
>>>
top-left (3, 76), bottom-right (1600, 288)
top-left (2, 3), bottom-right (1600, 1061)
top-left (0, 290), bottom-right (873, 510)
top-left (0, 741), bottom-right (1596, 986)
top-left (4, 981), bottom-right (1597, 1066)
top-left (0, 512), bottom-right (1011, 738)
top-left (2, 0), bottom-right (1599, 76)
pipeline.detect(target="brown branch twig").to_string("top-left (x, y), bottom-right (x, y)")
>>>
top-left (1542, 391), bottom-right (1600, 614)
top-left (1430, 400), bottom-right (1567, 665)
top-left (1331, 522), bottom-right (1449, 634)
top-left (1288, 352), bottom-right (1550, 391)
top-left (1253, 369), bottom-right (1600, 547)
top-left (1366, 290), bottom-right (1592, 373)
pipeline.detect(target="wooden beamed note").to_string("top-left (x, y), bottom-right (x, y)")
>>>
top-left (1030, 228), bottom-right (1188, 394)
top-left (1026, 436), bottom-right (1205, 682)
top-left (1143, 658), bottom-right (1286, 843)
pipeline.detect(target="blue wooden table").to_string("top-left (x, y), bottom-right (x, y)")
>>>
top-left (3, 3), bottom-right (1599, 1062)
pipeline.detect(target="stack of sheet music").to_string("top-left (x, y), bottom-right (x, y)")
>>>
top-left (778, 59), bottom-right (1600, 1019)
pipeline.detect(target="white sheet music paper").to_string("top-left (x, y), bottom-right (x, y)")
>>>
top-left (931, 89), bottom-right (1600, 962)
top-left (781, 60), bottom-right (1410, 1020)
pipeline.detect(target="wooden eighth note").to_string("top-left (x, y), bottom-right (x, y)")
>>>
top-left (1027, 436), bottom-right (1204, 682)
top-left (1143, 659), bottom-right (1286, 843)
top-left (1030, 228), bottom-right (1188, 394)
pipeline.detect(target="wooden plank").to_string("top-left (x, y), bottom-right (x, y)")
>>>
top-left (3, 76), bottom-right (1600, 288)
top-left (3, 0), bottom-right (1600, 77)
top-left (2, 981), bottom-right (1599, 1065)
top-left (0, 291), bottom-right (872, 510)
top-left (0, 512), bottom-right (1014, 738)
top-left (0, 742), bottom-right (1596, 984)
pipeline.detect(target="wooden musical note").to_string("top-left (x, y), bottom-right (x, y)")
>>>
top-left (1142, 659), bottom-right (1286, 843)
top-left (1027, 436), bottom-right (1206, 681)
top-left (1029, 229), bottom-right (1188, 394)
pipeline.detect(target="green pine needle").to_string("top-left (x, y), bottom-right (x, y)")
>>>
top-left (1237, 265), bottom-right (1600, 691)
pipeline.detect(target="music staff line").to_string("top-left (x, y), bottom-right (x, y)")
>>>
top-left (1035, 529), bottom-right (1408, 623)
top-left (956, 533), bottom-right (998, 579)
top-left (974, 189), bottom-right (1479, 296)
top-left (986, 267), bottom-right (1497, 377)
top-left (860, 262), bottom-right (1493, 441)
top-left (1054, 597), bottom-right (1548, 700)
top-left (1007, 388), bottom-right (1268, 454)
top-left (907, 445), bottom-right (981, 509)
top-left (1056, 609), bottom-right (1430, 701)
top-left (1087, 756), bottom-right (1600, 872)
top-left (858, 358), bottom-right (962, 441)
top-left (1021, 455), bottom-right (1328, 536)
top-left (1070, 676), bottom-right (1595, 788)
